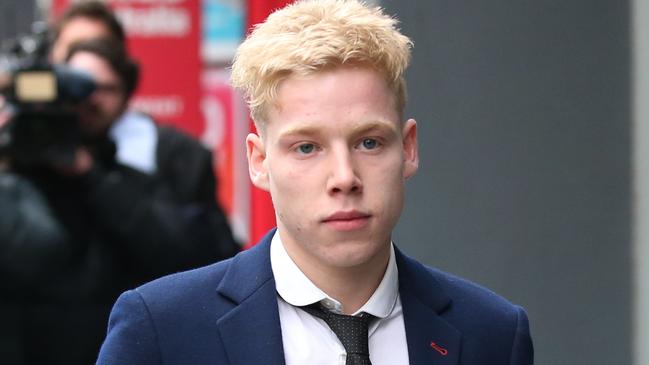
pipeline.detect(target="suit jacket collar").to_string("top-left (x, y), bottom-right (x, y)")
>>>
top-left (216, 229), bottom-right (286, 365)
top-left (396, 246), bottom-right (462, 364)
top-left (215, 230), bottom-right (461, 365)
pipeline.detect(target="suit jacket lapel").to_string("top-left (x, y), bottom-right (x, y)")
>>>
top-left (215, 230), bottom-right (286, 365)
top-left (396, 247), bottom-right (462, 365)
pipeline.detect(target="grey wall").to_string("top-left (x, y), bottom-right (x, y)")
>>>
top-left (382, 1), bottom-right (631, 364)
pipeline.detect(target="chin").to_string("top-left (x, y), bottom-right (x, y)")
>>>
top-left (322, 240), bottom-right (388, 268)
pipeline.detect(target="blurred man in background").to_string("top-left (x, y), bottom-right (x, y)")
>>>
top-left (0, 2), bottom-right (239, 364)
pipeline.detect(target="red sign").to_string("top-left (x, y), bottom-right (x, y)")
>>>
top-left (244, 0), bottom-right (293, 247)
top-left (51, 0), bottom-right (203, 137)
top-left (202, 69), bottom-right (249, 242)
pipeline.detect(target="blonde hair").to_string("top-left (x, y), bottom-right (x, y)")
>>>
top-left (230, 0), bottom-right (413, 128)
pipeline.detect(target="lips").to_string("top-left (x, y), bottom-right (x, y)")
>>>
top-left (322, 211), bottom-right (371, 231)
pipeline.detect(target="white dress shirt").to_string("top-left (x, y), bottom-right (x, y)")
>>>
top-left (108, 110), bottom-right (158, 174)
top-left (270, 232), bottom-right (409, 365)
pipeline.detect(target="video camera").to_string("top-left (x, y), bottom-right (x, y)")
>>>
top-left (0, 22), bottom-right (96, 166)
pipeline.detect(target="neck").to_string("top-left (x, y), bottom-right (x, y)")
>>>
top-left (316, 258), bottom-right (389, 314)
top-left (283, 238), bottom-right (392, 315)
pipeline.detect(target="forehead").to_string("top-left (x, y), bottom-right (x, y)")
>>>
top-left (265, 66), bottom-right (399, 135)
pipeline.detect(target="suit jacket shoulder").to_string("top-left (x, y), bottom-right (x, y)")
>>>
top-left (396, 249), bottom-right (534, 364)
top-left (96, 258), bottom-right (231, 364)
top-left (97, 231), bottom-right (284, 365)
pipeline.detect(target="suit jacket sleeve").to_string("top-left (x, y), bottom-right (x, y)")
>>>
top-left (96, 289), bottom-right (162, 365)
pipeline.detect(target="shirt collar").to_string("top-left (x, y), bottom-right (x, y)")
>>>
top-left (270, 231), bottom-right (399, 319)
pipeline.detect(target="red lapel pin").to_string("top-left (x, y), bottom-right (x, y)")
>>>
top-left (430, 341), bottom-right (448, 356)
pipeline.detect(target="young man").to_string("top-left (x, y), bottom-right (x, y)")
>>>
top-left (97, 1), bottom-right (534, 364)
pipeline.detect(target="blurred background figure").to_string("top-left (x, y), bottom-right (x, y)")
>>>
top-left (0, 2), bottom-right (239, 364)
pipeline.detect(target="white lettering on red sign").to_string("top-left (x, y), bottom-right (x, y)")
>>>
top-left (115, 7), bottom-right (190, 37)
top-left (131, 96), bottom-right (184, 118)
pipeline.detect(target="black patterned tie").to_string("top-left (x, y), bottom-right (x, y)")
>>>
top-left (301, 303), bottom-right (375, 365)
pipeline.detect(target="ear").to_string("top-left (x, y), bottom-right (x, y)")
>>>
top-left (246, 133), bottom-right (270, 191)
top-left (402, 118), bottom-right (419, 179)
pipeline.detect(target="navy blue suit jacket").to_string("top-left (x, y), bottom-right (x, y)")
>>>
top-left (97, 230), bottom-right (533, 364)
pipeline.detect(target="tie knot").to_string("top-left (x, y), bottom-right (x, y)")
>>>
top-left (301, 303), bottom-right (375, 364)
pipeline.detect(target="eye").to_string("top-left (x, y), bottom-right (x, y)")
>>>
top-left (359, 138), bottom-right (380, 150)
top-left (296, 143), bottom-right (316, 154)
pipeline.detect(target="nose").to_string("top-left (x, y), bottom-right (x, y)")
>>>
top-left (326, 147), bottom-right (362, 195)
top-left (85, 89), bottom-right (102, 106)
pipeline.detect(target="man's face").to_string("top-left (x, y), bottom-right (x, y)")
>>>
top-left (67, 51), bottom-right (126, 137)
top-left (51, 17), bottom-right (112, 63)
top-left (247, 66), bottom-right (418, 273)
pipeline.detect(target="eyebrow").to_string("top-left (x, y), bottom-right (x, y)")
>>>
top-left (278, 119), bottom-right (398, 140)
